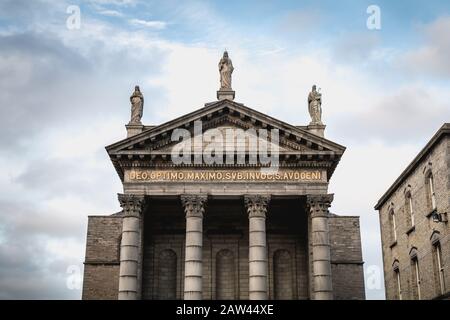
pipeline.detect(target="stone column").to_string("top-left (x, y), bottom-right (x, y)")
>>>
top-left (307, 194), bottom-right (334, 300)
top-left (181, 195), bottom-right (207, 300)
top-left (244, 195), bottom-right (270, 300)
top-left (117, 193), bottom-right (146, 300)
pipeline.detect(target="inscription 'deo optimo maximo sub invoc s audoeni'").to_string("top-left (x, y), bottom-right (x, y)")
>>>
top-left (127, 169), bottom-right (324, 182)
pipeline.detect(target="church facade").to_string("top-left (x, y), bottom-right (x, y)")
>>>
top-left (82, 52), bottom-right (365, 300)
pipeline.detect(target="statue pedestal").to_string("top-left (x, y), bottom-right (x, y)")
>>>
top-left (217, 89), bottom-right (235, 101)
top-left (126, 123), bottom-right (144, 138)
top-left (307, 123), bottom-right (326, 138)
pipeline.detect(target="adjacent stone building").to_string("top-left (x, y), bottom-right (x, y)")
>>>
top-left (82, 52), bottom-right (365, 300)
top-left (375, 124), bottom-right (450, 300)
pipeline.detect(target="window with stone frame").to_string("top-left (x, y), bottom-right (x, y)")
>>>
top-left (433, 242), bottom-right (445, 296)
top-left (425, 171), bottom-right (437, 212)
top-left (405, 191), bottom-right (415, 227)
top-left (393, 260), bottom-right (402, 300)
top-left (410, 248), bottom-right (421, 300)
top-left (389, 209), bottom-right (397, 243)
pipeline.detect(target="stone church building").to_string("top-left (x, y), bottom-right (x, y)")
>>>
top-left (82, 52), bottom-right (365, 300)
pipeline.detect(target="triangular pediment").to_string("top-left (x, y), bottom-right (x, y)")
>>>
top-left (155, 121), bottom-right (296, 153)
top-left (106, 100), bottom-right (345, 179)
top-left (107, 100), bottom-right (344, 154)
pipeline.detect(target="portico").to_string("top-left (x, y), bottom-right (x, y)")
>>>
top-left (115, 192), bottom-right (334, 300)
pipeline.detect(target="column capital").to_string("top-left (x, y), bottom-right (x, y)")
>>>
top-left (244, 195), bottom-right (271, 218)
top-left (306, 194), bottom-right (334, 218)
top-left (181, 194), bottom-right (207, 218)
top-left (118, 193), bottom-right (146, 217)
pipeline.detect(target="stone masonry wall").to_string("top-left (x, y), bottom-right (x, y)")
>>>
top-left (82, 215), bottom-right (123, 300)
top-left (379, 136), bottom-right (449, 300)
top-left (329, 216), bottom-right (365, 300)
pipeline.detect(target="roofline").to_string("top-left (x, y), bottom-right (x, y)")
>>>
top-left (374, 123), bottom-right (450, 210)
top-left (329, 215), bottom-right (361, 219)
top-left (225, 101), bottom-right (346, 151)
top-left (105, 99), bottom-right (346, 153)
top-left (105, 101), bottom-right (225, 150)
top-left (88, 211), bottom-right (122, 218)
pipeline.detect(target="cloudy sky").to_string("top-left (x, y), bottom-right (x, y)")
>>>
top-left (0, 0), bottom-right (449, 300)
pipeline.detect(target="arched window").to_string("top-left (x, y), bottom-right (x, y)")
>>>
top-left (409, 247), bottom-right (421, 299)
top-left (216, 249), bottom-right (235, 299)
top-left (157, 249), bottom-right (177, 300)
top-left (273, 250), bottom-right (293, 300)
top-left (425, 171), bottom-right (437, 212)
top-left (430, 231), bottom-right (445, 296)
top-left (405, 191), bottom-right (414, 227)
top-left (392, 260), bottom-right (402, 300)
top-left (434, 243), bottom-right (445, 295)
top-left (389, 209), bottom-right (397, 242)
top-left (433, 243), bottom-right (445, 295)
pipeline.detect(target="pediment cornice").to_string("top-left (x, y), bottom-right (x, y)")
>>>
top-left (106, 99), bottom-right (346, 181)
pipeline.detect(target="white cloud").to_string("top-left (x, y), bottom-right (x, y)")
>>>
top-left (129, 19), bottom-right (167, 30)
top-left (98, 9), bottom-right (124, 17)
top-left (330, 83), bottom-right (450, 144)
top-left (401, 16), bottom-right (450, 78)
top-left (146, 44), bottom-right (384, 128)
top-left (146, 45), bottom-right (219, 121)
top-left (332, 32), bottom-right (381, 63)
top-left (90, 0), bottom-right (137, 6)
top-left (277, 9), bottom-right (323, 37)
